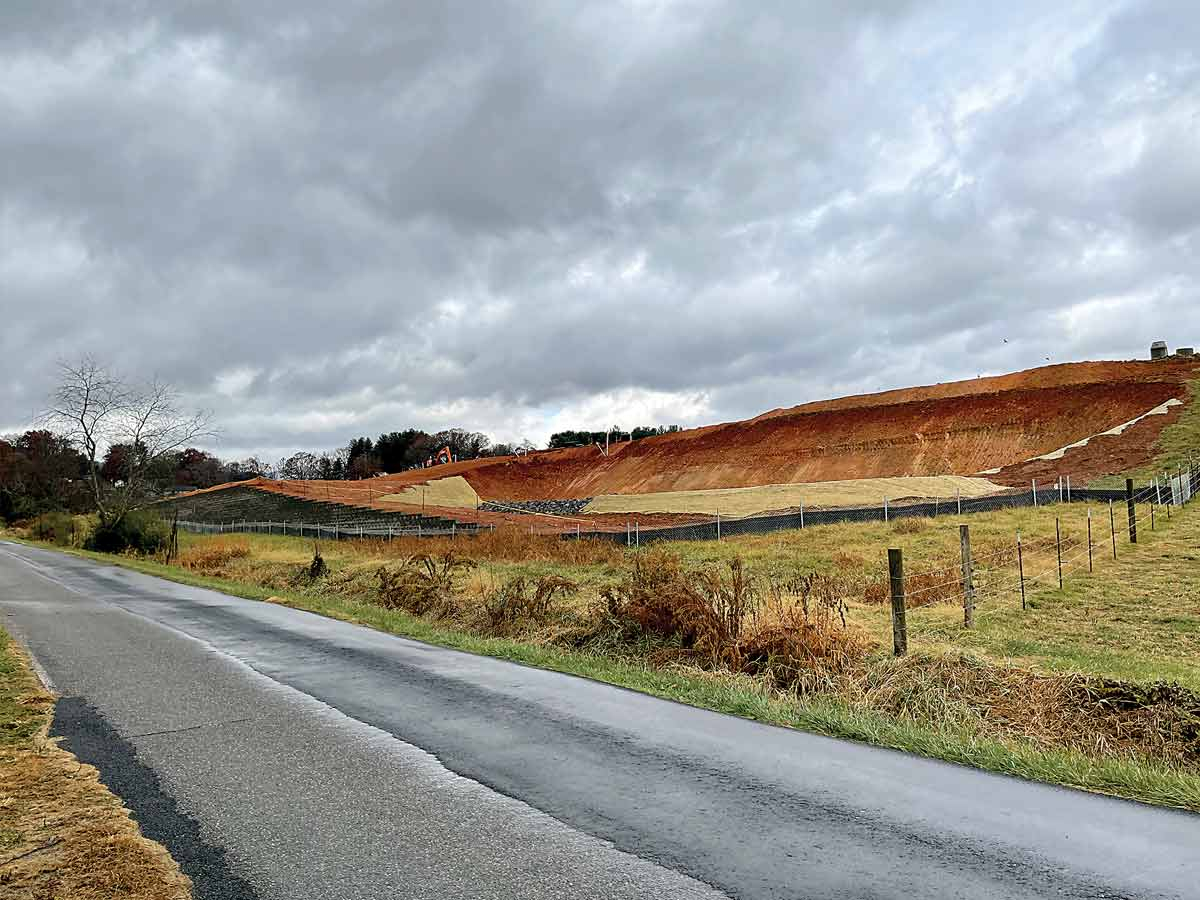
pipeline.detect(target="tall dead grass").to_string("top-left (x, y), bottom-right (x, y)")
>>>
top-left (843, 654), bottom-right (1200, 766)
top-left (178, 539), bottom-right (250, 574)
top-left (344, 529), bottom-right (625, 567)
top-left (599, 549), bottom-right (874, 687)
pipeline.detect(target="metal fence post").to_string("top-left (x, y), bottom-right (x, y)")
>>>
top-left (1055, 517), bottom-right (1063, 589)
top-left (1109, 502), bottom-right (1117, 559)
top-left (888, 549), bottom-right (907, 656)
top-left (1126, 478), bottom-right (1137, 544)
top-left (1016, 530), bottom-right (1026, 610)
top-left (1087, 508), bottom-right (1093, 573)
top-left (884, 497), bottom-right (888, 522)
top-left (1032, 479), bottom-right (1038, 506)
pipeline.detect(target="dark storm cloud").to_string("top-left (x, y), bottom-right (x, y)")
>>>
top-left (2, 0), bottom-right (1198, 457)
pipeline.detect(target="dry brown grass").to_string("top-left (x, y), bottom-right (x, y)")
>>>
top-left (0, 636), bottom-right (190, 900)
top-left (598, 549), bottom-right (875, 686)
top-left (178, 538), bottom-right (250, 574)
top-left (344, 528), bottom-right (626, 567)
top-left (842, 654), bottom-right (1200, 766)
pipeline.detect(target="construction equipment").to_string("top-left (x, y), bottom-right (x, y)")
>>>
top-left (425, 446), bottom-right (453, 467)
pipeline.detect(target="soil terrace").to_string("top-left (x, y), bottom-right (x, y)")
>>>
top-left (171, 358), bottom-right (1199, 528)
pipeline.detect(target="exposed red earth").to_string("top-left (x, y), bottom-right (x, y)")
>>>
top-left (172, 358), bottom-right (1199, 531)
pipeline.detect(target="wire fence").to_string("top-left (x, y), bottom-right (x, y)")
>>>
top-left (877, 467), bottom-right (1200, 647)
top-left (569, 483), bottom-right (1140, 546)
top-left (174, 519), bottom-right (483, 540)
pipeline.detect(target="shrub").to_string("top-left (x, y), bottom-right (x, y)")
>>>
top-left (477, 574), bottom-right (577, 636)
top-left (600, 551), bottom-right (758, 668)
top-left (599, 551), bottom-right (873, 686)
top-left (307, 542), bottom-right (328, 580)
top-left (30, 511), bottom-right (76, 546)
top-left (375, 551), bottom-right (476, 617)
top-left (179, 539), bottom-right (251, 574)
top-left (85, 511), bottom-right (169, 555)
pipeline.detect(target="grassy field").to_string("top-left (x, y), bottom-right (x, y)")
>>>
top-left (582, 474), bottom-right (1003, 516)
top-left (0, 628), bottom-right (191, 898)
top-left (11, 485), bottom-right (1200, 812)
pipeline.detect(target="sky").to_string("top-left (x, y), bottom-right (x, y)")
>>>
top-left (2, 1), bottom-right (1198, 462)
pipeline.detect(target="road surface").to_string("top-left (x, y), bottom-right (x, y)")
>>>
top-left (1, 539), bottom-right (1197, 899)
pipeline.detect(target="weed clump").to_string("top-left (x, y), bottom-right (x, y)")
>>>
top-left (307, 542), bottom-right (328, 580)
top-left (376, 551), bottom-right (476, 617)
top-left (476, 574), bottom-right (577, 636)
top-left (599, 550), bottom-right (871, 686)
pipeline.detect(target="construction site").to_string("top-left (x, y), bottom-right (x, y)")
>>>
top-left (163, 355), bottom-right (1200, 539)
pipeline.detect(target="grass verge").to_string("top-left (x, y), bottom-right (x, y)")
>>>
top-left (0, 626), bottom-right (191, 898)
top-left (5, 523), bottom-right (1200, 813)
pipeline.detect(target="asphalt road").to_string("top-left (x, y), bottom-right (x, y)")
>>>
top-left (1, 540), bottom-right (1198, 900)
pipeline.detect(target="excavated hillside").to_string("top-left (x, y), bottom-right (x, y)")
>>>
top-left (171, 358), bottom-right (1200, 521)
top-left (368, 358), bottom-right (1199, 500)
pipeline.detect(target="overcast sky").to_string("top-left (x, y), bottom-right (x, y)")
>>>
top-left (2, 1), bottom-right (1198, 461)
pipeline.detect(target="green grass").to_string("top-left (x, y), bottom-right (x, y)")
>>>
top-left (6, 518), bottom-right (1200, 812)
top-left (0, 627), bottom-right (47, 748)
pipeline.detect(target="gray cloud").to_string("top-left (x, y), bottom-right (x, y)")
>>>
top-left (2, 0), bottom-right (1198, 459)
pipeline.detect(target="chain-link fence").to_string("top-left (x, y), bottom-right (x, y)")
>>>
top-left (174, 519), bottom-right (482, 540)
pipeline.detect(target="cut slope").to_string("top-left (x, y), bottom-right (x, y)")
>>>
top-left (168, 357), bottom-right (1200, 515)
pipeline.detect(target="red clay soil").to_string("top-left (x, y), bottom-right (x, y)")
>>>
top-left (367, 358), bottom-right (1199, 498)
top-left (173, 358), bottom-right (1200, 524)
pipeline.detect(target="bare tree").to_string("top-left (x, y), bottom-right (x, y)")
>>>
top-left (43, 356), bottom-right (214, 527)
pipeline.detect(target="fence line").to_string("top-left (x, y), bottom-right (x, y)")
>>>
top-left (174, 519), bottom-right (486, 540)
top-left (569, 486), bottom-right (1138, 545)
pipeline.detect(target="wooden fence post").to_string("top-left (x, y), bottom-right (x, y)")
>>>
top-left (960, 523), bottom-right (975, 628)
top-left (1126, 479), bottom-right (1137, 544)
top-left (888, 548), bottom-right (907, 656)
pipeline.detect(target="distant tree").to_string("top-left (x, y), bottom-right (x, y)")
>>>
top-left (173, 447), bottom-right (225, 489)
top-left (346, 436), bottom-right (374, 468)
top-left (278, 451), bottom-right (322, 480)
top-left (230, 456), bottom-right (270, 480)
top-left (432, 428), bottom-right (490, 462)
top-left (0, 430), bottom-right (92, 520)
top-left (347, 452), bottom-right (382, 480)
top-left (375, 429), bottom-right (429, 472)
top-left (42, 357), bottom-right (213, 528)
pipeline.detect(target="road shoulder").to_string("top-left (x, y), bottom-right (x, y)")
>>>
top-left (0, 627), bottom-right (193, 899)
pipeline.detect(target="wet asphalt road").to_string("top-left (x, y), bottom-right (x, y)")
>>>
top-left (1, 540), bottom-right (1197, 900)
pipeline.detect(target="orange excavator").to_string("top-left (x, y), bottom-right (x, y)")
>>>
top-left (424, 446), bottom-right (452, 467)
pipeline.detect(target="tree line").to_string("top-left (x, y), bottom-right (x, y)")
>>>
top-left (547, 425), bottom-right (682, 449)
top-left (0, 357), bottom-right (683, 529)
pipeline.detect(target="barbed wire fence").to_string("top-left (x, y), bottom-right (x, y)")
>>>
top-left (881, 467), bottom-right (1199, 655)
